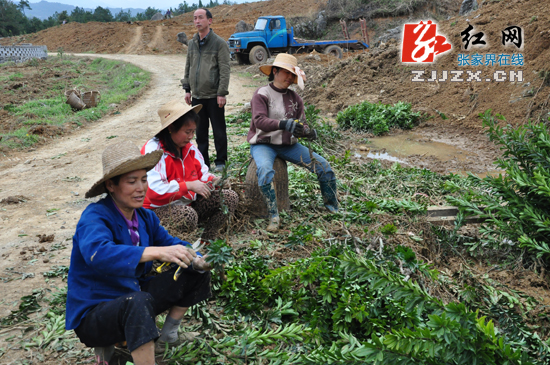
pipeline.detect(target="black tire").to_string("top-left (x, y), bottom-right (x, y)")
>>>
top-left (236, 53), bottom-right (249, 65)
top-left (249, 45), bottom-right (268, 64)
top-left (324, 45), bottom-right (343, 59)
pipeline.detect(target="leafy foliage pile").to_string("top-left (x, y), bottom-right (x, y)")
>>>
top-left (164, 240), bottom-right (547, 364)
top-left (336, 100), bottom-right (421, 135)
top-left (2, 105), bottom-right (549, 364)
top-left (1, 289), bottom-right (43, 326)
top-left (157, 108), bottom-right (548, 364)
top-left (447, 110), bottom-right (550, 259)
top-left (158, 122), bottom-right (548, 363)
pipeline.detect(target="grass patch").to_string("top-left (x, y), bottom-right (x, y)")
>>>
top-left (0, 55), bottom-right (150, 149)
top-left (0, 72), bottom-right (23, 83)
top-left (10, 72), bottom-right (24, 80)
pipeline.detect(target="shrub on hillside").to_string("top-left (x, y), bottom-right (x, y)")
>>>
top-left (447, 110), bottom-right (550, 258)
top-left (336, 100), bottom-right (420, 135)
top-left (325, 0), bottom-right (428, 20)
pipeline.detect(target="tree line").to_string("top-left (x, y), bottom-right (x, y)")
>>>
top-left (0, 0), bottom-right (236, 38)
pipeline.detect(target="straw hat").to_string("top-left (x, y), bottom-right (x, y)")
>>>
top-left (85, 140), bottom-right (163, 198)
top-left (156, 100), bottom-right (202, 136)
top-left (259, 53), bottom-right (307, 90)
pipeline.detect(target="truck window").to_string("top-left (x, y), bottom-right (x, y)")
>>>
top-left (254, 18), bottom-right (268, 31)
top-left (270, 19), bottom-right (281, 30)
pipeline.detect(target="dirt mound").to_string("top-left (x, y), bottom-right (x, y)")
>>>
top-left (1, 20), bottom-right (186, 55)
top-left (0, 0), bottom-right (325, 54)
top-left (300, 0), bottom-right (550, 129)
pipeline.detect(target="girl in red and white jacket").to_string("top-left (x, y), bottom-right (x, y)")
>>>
top-left (142, 100), bottom-right (238, 241)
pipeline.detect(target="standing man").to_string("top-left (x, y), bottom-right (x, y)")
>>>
top-left (181, 8), bottom-right (230, 173)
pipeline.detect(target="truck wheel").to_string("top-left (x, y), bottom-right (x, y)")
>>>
top-left (249, 45), bottom-right (268, 64)
top-left (236, 53), bottom-right (249, 65)
top-left (324, 45), bottom-right (343, 59)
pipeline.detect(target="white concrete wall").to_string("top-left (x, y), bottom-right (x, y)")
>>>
top-left (0, 45), bottom-right (48, 64)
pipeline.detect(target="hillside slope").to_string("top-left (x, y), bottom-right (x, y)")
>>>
top-left (1, 0), bottom-right (325, 54)
top-left (301, 0), bottom-right (550, 129)
top-left (2, 0), bottom-right (547, 130)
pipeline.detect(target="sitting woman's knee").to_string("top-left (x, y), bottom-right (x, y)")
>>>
top-left (180, 206), bottom-right (199, 230)
top-left (255, 164), bottom-right (275, 186)
top-left (314, 160), bottom-right (335, 182)
top-left (120, 292), bottom-right (157, 325)
top-left (222, 190), bottom-right (239, 210)
top-left (125, 292), bottom-right (155, 312)
top-left (156, 205), bottom-right (198, 232)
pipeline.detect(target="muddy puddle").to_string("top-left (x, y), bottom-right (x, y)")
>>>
top-left (353, 131), bottom-right (502, 176)
top-left (354, 150), bottom-right (406, 164)
top-left (369, 133), bottom-right (474, 162)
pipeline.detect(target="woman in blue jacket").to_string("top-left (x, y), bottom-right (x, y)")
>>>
top-left (66, 140), bottom-right (212, 365)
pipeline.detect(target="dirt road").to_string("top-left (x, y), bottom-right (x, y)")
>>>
top-left (0, 54), bottom-right (255, 317)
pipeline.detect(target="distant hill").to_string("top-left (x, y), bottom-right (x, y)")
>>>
top-left (25, 1), bottom-right (146, 20)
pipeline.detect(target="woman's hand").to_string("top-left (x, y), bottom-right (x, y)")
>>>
top-left (186, 180), bottom-right (212, 199)
top-left (155, 245), bottom-right (197, 269)
top-left (279, 119), bottom-right (304, 135)
top-left (192, 255), bottom-right (212, 271)
top-left (212, 176), bottom-right (230, 189)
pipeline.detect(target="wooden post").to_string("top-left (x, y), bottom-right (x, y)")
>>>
top-left (245, 158), bottom-right (291, 217)
top-left (426, 206), bottom-right (486, 224)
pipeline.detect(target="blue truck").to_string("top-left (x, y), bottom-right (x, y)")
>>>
top-left (228, 16), bottom-right (369, 64)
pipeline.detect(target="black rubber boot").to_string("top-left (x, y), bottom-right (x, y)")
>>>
top-left (319, 179), bottom-right (339, 213)
top-left (259, 183), bottom-right (280, 232)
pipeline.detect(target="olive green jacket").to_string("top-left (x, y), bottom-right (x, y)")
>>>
top-left (181, 30), bottom-right (230, 99)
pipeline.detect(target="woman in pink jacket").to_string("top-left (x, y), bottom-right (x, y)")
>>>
top-left (248, 54), bottom-right (338, 232)
top-left (142, 100), bottom-right (238, 242)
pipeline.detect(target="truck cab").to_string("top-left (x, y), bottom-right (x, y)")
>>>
top-left (228, 15), bottom-right (368, 64)
top-left (228, 16), bottom-right (288, 64)
top-left (260, 17), bottom-right (287, 49)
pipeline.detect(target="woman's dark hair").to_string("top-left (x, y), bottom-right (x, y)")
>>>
top-left (103, 175), bottom-right (121, 195)
top-left (105, 168), bottom-right (148, 191)
top-left (268, 66), bottom-right (281, 82)
top-left (155, 111), bottom-right (200, 159)
top-left (109, 175), bottom-right (121, 185)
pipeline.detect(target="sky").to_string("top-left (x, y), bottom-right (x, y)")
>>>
top-left (29, 0), bottom-right (248, 10)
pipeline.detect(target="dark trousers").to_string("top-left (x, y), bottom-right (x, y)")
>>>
top-left (192, 97), bottom-right (227, 167)
top-left (74, 267), bottom-right (211, 352)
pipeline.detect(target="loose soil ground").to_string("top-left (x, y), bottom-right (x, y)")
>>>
top-left (1, 0), bottom-right (550, 362)
top-left (1, 52), bottom-right (548, 364)
top-left (301, 0), bottom-right (550, 130)
top-left (0, 53), bottom-right (258, 364)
